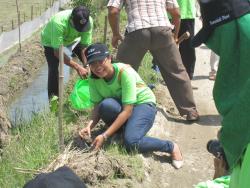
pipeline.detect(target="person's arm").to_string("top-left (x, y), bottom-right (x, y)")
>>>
top-left (92, 104), bottom-right (133, 149)
top-left (53, 50), bottom-right (88, 78)
top-left (80, 47), bottom-right (87, 65)
top-left (79, 80), bottom-right (103, 138)
top-left (167, 7), bottom-right (181, 42)
top-left (108, 6), bottom-right (123, 48)
top-left (79, 17), bottom-right (94, 64)
top-left (47, 19), bottom-right (88, 77)
top-left (79, 104), bottom-right (101, 138)
top-left (166, 0), bottom-right (180, 42)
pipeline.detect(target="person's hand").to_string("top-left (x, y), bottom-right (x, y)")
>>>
top-left (174, 36), bottom-right (178, 44)
top-left (171, 33), bottom-right (179, 47)
top-left (92, 134), bottom-right (105, 150)
top-left (213, 157), bottom-right (227, 179)
top-left (76, 66), bottom-right (89, 79)
top-left (79, 126), bottom-right (91, 138)
top-left (111, 34), bottom-right (123, 49)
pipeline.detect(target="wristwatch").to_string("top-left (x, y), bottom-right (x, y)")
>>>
top-left (102, 132), bottom-right (108, 141)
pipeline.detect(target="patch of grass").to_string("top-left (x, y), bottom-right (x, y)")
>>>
top-left (9, 77), bottom-right (18, 89)
top-left (0, 112), bottom-right (62, 188)
top-left (139, 53), bottom-right (162, 85)
top-left (0, 0), bottom-right (55, 33)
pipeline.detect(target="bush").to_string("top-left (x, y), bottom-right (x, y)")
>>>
top-left (70, 0), bottom-right (108, 16)
top-left (70, 0), bottom-right (92, 9)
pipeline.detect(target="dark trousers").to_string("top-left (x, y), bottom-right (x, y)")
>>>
top-left (116, 27), bottom-right (197, 116)
top-left (44, 44), bottom-right (83, 99)
top-left (179, 19), bottom-right (196, 80)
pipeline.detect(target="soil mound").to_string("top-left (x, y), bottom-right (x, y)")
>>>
top-left (44, 144), bottom-right (133, 185)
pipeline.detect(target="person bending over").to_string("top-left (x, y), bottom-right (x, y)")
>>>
top-left (79, 43), bottom-right (183, 169)
top-left (41, 6), bottom-right (93, 99)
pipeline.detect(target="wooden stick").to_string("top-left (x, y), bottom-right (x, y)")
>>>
top-left (14, 167), bottom-right (42, 174)
top-left (103, 16), bottom-right (108, 44)
top-left (58, 45), bottom-right (64, 151)
top-left (31, 5), bottom-right (33, 20)
top-left (177, 31), bottom-right (190, 45)
top-left (15, 0), bottom-right (21, 51)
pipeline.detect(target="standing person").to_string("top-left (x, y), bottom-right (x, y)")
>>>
top-left (41, 6), bottom-right (93, 99)
top-left (177, 0), bottom-right (196, 80)
top-left (152, 0), bottom-right (181, 72)
top-left (192, 0), bottom-right (250, 187)
top-left (107, 0), bottom-right (199, 121)
top-left (79, 43), bottom-right (183, 169)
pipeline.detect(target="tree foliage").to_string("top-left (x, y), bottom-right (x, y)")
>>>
top-left (70, 0), bottom-right (108, 18)
top-left (70, 0), bottom-right (92, 9)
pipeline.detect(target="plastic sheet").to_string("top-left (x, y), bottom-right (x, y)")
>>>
top-left (69, 79), bottom-right (93, 110)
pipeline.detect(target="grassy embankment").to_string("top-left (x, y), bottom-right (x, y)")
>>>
top-left (0, 4), bottom-right (161, 188)
top-left (0, 0), bottom-right (57, 33)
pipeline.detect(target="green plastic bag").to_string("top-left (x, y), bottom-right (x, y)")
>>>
top-left (195, 176), bottom-right (230, 188)
top-left (69, 79), bottom-right (93, 110)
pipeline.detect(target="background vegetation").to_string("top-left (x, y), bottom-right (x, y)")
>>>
top-left (0, 0), bottom-right (56, 33)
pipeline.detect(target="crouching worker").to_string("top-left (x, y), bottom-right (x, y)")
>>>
top-left (41, 6), bottom-right (93, 99)
top-left (79, 43), bottom-right (183, 169)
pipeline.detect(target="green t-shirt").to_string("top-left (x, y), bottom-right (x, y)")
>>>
top-left (206, 14), bottom-right (250, 170)
top-left (41, 10), bottom-right (93, 49)
top-left (89, 63), bottom-right (156, 105)
top-left (177, 0), bottom-right (196, 19)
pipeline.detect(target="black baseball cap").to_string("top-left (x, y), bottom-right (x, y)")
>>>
top-left (192, 0), bottom-right (250, 47)
top-left (85, 43), bottom-right (110, 64)
top-left (71, 6), bottom-right (90, 32)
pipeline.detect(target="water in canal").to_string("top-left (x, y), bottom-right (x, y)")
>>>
top-left (8, 47), bottom-right (74, 125)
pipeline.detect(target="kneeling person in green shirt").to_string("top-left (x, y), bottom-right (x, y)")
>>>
top-left (41, 6), bottom-right (93, 99)
top-left (79, 43), bottom-right (184, 169)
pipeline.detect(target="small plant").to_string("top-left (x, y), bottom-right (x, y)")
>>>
top-left (49, 95), bottom-right (58, 113)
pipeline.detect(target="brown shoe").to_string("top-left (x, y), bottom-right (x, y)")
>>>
top-left (186, 110), bottom-right (199, 121)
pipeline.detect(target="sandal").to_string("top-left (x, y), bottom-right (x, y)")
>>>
top-left (209, 70), bottom-right (217, 80)
top-left (186, 110), bottom-right (200, 122)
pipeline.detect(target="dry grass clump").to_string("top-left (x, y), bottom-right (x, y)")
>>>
top-left (44, 144), bottom-right (133, 185)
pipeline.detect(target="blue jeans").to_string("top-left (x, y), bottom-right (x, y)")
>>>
top-left (99, 98), bottom-right (174, 154)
